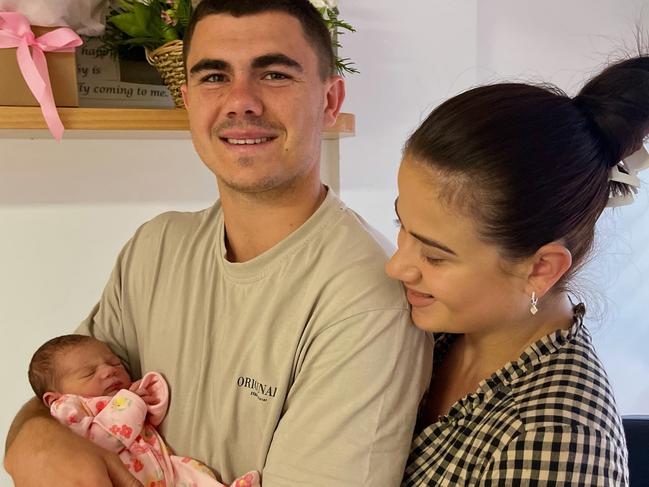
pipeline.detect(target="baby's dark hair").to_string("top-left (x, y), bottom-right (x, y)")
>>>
top-left (28, 334), bottom-right (94, 400)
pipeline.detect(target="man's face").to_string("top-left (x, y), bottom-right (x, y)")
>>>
top-left (182, 12), bottom-right (344, 196)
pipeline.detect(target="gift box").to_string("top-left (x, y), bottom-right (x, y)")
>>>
top-left (0, 25), bottom-right (78, 106)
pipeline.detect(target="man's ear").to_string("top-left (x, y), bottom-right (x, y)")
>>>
top-left (42, 391), bottom-right (61, 408)
top-left (524, 242), bottom-right (572, 298)
top-left (322, 75), bottom-right (345, 129)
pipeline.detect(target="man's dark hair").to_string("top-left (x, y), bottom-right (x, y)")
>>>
top-left (28, 334), bottom-right (94, 400)
top-left (183, 0), bottom-right (335, 79)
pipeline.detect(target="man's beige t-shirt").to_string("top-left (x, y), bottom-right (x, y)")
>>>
top-left (78, 191), bottom-right (432, 486)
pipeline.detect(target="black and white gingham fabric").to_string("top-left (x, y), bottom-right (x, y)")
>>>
top-left (402, 304), bottom-right (629, 486)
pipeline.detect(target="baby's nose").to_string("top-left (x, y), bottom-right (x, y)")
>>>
top-left (98, 364), bottom-right (118, 377)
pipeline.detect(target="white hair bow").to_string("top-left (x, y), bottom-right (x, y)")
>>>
top-left (607, 141), bottom-right (649, 207)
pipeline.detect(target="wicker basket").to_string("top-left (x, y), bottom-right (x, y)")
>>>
top-left (146, 40), bottom-right (185, 108)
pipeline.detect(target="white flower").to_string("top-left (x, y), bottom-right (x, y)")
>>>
top-left (310, 0), bottom-right (337, 9)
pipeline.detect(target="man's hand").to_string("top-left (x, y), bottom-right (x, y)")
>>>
top-left (4, 398), bottom-right (142, 487)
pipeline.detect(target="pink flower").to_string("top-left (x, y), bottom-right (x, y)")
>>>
top-left (120, 424), bottom-right (133, 439)
top-left (160, 10), bottom-right (177, 26)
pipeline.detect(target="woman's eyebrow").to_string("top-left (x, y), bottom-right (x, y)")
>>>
top-left (394, 198), bottom-right (457, 256)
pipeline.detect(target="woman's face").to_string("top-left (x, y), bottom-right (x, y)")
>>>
top-left (386, 158), bottom-right (529, 335)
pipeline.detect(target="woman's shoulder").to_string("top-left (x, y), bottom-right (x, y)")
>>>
top-left (508, 323), bottom-right (624, 443)
top-left (479, 323), bottom-right (629, 483)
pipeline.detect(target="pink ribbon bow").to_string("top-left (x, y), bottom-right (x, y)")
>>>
top-left (0, 12), bottom-right (83, 141)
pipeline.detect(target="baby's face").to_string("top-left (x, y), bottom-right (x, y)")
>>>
top-left (55, 339), bottom-right (132, 397)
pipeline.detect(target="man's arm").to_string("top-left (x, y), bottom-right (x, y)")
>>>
top-left (4, 397), bottom-right (49, 457)
top-left (4, 397), bottom-right (142, 487)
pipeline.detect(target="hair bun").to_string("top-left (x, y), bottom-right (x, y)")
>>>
top-left (574, 56), bottom-right (649, 167)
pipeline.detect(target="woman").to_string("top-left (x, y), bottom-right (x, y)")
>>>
top-left (388, 56), bottom-right (649, 485)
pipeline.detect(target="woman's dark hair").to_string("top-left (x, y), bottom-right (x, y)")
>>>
top-left (183, 0), bottom-right (335, 80)
top-left (404, 56), bottom-right (649, 288)
top-left (28, 334), bottom-right (94, 400)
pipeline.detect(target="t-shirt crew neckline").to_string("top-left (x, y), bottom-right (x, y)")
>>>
top-left (217, 188), bottom-right (343, 282)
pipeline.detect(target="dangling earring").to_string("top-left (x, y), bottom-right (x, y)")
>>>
top-left (530, 291), bottom-right (539, 315)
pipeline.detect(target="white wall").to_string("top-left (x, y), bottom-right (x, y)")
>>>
top-left (476, 0), bottom-right (649, 90)
top-left (340, 0), bottom-right (478, 239)
top-left (2, 1), bottom-right (648, 484)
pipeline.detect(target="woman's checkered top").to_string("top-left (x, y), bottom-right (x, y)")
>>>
top-left (402, 304), bottom-right (629, 486)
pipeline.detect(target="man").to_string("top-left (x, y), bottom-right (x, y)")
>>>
top-left (4, 1), bottom-right (431, 485)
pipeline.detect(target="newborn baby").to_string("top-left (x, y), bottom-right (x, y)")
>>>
top-left (29, 334), bottom-right (260, 487)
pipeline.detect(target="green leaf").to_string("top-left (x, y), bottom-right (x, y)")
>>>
top-left (160, 23), bottom-right (180, 42)
top-left (336, 20), bottom-right (356, 33)
top-left (132, 1), bottom-right (157, 32)
top-left (336, 57), bottom-right (359, 76)
top-left (176, 0), bottom-right (193, 31)
top-left (109, 13), bottom-right (149, 38)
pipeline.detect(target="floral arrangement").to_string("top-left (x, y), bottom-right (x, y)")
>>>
top-left (101, 0), bottom-right (357, 75)
top-left (100, 0), bottom-right (191, 60)
top-left (310, 0), bottom-right (358, 75)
